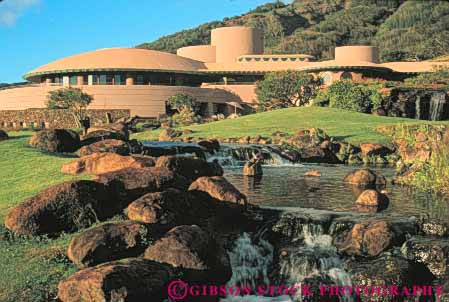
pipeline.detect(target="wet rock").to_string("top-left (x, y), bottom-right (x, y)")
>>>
top-left (159, 127), bottom-right (182, 142)
top-left (127, 189), bottom-right (190, 226)
top-left (305, 170), bottom-right (321, 177)
top-left (29, 129), bottom-right (80, 153)
top-left (57, 258), bottom-right (172, 302)
top-left (5, 180), bottom-right (117, 236)
top-left (155, 156), bottom-right (223, 181)
top-left (96, 167), bottom-right (189, 203)
top-left (188, 176), bottom-right (247, 207)
top-left (61, 153), bottom-right (155, 175)
top-left (78, 139), bottom-right (130, 156)
top-left (343, 168), bottom-right (386, 187)
top-left (68, 221), bottom-right (162, 268)
top-left (0, 129), bottom-right (8, 141)
top-left (346, 251), bottom-right (435, 302)
top-left (81, 129), bottom-right (128, 146)
top-left (360, 143), bottom-right (393, 157)
top-left (144, 225), bottom-right (231, 283)
top-left (419, 218), bottom-right (449, 237)
top-left (197, 139), bottom-right (220, 154)
top-left (243, 156), bottom-right (263, 176)
top-left (401, 236), bottom-right (449, 278)
top-left (299, 146), bottom-right (341, 164)
top-left (355, 189), bottom-right (389, 207)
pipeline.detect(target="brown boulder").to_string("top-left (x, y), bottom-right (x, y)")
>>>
top-left (355, 189), bottom-right (389, 207)
top-left (78, 139), bottom-right (130, 156)
top-left (197, 139), bottom-right (220, 153)
top-left (29, 129), bottom-right (80, 153)
top-left (96, 167), bottom-right (189, 202)
top-left (127, 189), bottom-right (190, 225)
top-left (4, 180), bottom-right (118, 236)
top-left (360, 143), bottom-right (393, 157)
top-left (81, 129), bottom-right (128, 146)
top-left (188, 176), bottom-right (247, 206)
top-left (304, 170), bottom-right (321, 177)
top-left (335, 220), bottom-right (393, 257)
top-left (57, 258), bottom-right (172, 302)
top-left (155, 156), bottom-right (223, 181)
top-left (61, 153), bottom-right (155, 175)
top-left (343, 168), bottom-right (386, 186)
top-left (67, 221), bottom-right (162, 268)
top-left (144, 225), bottom-right (231, 282)
top-left (159, 128), bottom-right (182, 141)
top-left (0, 129), bottom-right (8, 141)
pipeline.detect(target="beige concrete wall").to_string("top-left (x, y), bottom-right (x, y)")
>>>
top-left (201, 83), bottom-right (257, 104)
top-left (0, 85), bottom-right (243, 117)
top-left (211, 27), bottom-right (264, 64)
top-left (177, 45), bottom-right (216, 63)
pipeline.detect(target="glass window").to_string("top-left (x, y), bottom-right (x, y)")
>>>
top-left (99, 75), bottom-right (107, 85)
top-left (321, 72), bottom-right (333, 85)
top-left (69, 76), bottom-right (77, 85)
top-left (114, 75), bottom-right (124, 85)
top-left (54, 77), bottom-right (61, 84)
top-left (136, 75), bottom-right (144, 85)
top-left (106, 75), bottom-right (113, 85)
top-left (340, 72), bottom-right (353, 80)
top-left (92, 75), bottom-right (99, 85)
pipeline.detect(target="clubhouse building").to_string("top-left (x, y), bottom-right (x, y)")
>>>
top-left (1, 26), bottom-right (448, 119)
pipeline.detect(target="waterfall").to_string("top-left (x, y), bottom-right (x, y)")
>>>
top-left (429, 92), bottom-right (447, 121)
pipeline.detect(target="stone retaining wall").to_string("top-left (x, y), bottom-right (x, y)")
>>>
top-left (0, 109), bottom-right (130, 129)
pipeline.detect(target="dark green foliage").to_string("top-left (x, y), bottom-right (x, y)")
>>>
top-left (167, 93), bottom-right (199, 113)
top-left (316, 80), bottom-right (383, 113)
top-left (256, 70), bottom-right (321, 110)
top-left (404, 66), bottom-right (449, 87)
top-left (137, 0), bottom-right (447, 62)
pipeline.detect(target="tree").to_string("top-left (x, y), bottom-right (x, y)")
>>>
top-left (256, 70), bottom-right (321, 110)
top-left (46, 88), bottom-right (93, 129)
top-left (167, 93), bottom-right (199, 113)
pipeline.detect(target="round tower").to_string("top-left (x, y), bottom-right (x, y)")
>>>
top-left (334, 46), bottom-right (379, 63)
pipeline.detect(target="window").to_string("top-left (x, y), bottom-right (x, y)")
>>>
top-left (99, 75), bottom-right (107, 85)
top-left (69, 76), bottom-right (77, 85)
top-left (321, 72), bottom-right (333, 85)
top-left (114, 75), bottom-right (124, 85)
top-left (340, 72), bottom-right (353, 80)
top-left (136, 75), bottom-right (144, 85)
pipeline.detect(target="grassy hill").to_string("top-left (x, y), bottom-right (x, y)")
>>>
top-left (133, 107), bottom-right (449, 145)
top-left (137, 0), bottom-right (449, 62)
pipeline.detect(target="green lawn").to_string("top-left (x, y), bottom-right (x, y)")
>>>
top-left (0, 132), bottom-right (88, 302)
top-left (132, 107), bottom-right (449, 145)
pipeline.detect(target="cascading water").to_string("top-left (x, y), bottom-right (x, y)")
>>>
top-left (429, 92), bottom-right (448, 121)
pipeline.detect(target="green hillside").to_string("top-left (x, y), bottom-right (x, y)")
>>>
top-left (137, 0), bottom-right (449, 62)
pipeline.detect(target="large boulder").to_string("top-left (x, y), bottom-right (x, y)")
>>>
top-left (29, 129), bottom-right (80, 153)
top-left (155, 156), bottom-right (223, 181)
top-left (159, 128), bottom-right (182, 142)
top-left (81, 130), bottom-right (128, 146)
top-left (78, 139), bottom-right (130, 156)
top-left (401, 236), bottom-right (449, 278)
top-left (143, 225), bottom-right (231, 283)
top-left (188, 176), bottom-right (247, 207)
top-left (197, 139), bottom-right (220, 154)
top-left (4, 180), bottom-right (118, 236)
top-left (0, 129), bottom-right (8, 141)
top-left (355, 189), bottom-right (389, 209)
top-left (360, 143), bottom-right (393, 157)
top-left (343, 168), bottom-right (386, 186)
top-left (67, 221), bottom-right (162, 268)
top-left (88, 122), bottom-right (130, 139)
top-left (127, 189), bottom-right (190, 226)
top-left (61, 153), bottom-right (155, 175)
top-left (58, 258), bottom-right (172, 302)
top-left (96, 167), bottom-right (189, 202)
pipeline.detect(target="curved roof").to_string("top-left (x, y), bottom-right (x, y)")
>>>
top-left (24, 48), bottom-right (206, 80)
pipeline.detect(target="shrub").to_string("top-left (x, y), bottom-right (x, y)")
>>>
top-left (167, 93), bottom-right (199, 113)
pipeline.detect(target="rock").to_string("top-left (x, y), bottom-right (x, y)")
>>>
top-left (143, 225), bottom-right (231, 283)
top-left (87, 122), bottom-right (130, 140)
top-left (188, 176), bottom-right (247, 207)
top-left (304, 170), bottom-right (321, 177)
top-left (29, 129), bottom-right (80, 153)
top-left (299, 146), bottom-right (341, 164)
top-left (355, 189), bottom-right (389, 208)
top-left (334, 220), bottom-right (393, 257)
top-left (0, 129), bottom-right (8, 141)
top-left (360, 143), bottom-right (393, 157)
top-left (78, 139), bottom-right (130, 156)
top-left (81, 130), bottom-right (128, 146)
top-left (401, 236), bottom-right (449, 278)
top-left (243, 158), bottom-right (263, 176)
top-left (197, 139), bottom-right (220, 154)
top-left (155, 156), bottom-right (223, 181)
top-left (142, 145), bottom-right (205, 159)
top-left (159, 128), bottom-right (182, 141)
top-left (4, 180), bottom-right (118, 236)
top-left (127, 189), bottom-right (190, 226)
top-left (96, 167), bottom-right (189, 202)
top-left (343, 168), bottom-right (386, 186)
top-left (68, 221), bottom-right (162, 268)
top-left (61, 153), bottom-right (155, 175)
top-left (57, 258), bottom-right (172, 302)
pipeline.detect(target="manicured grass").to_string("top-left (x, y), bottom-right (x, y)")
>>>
top-left (132, 107), bottom-right (449, 145)
top-left (0, 132), bottom-right (89, 302)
